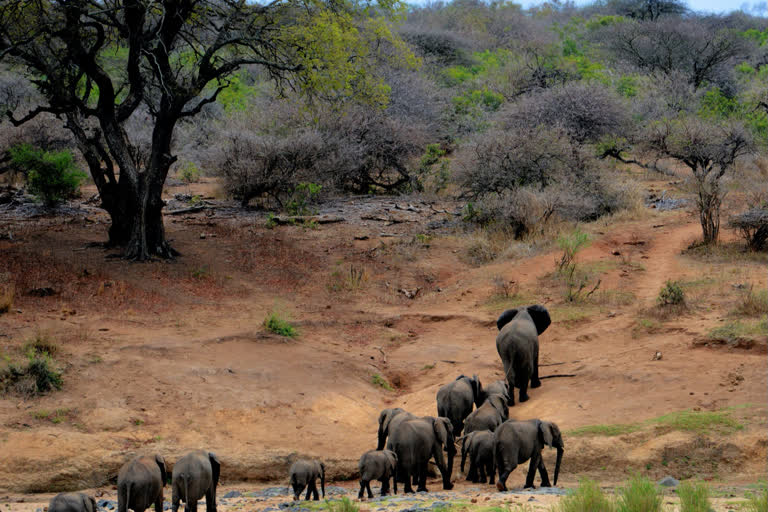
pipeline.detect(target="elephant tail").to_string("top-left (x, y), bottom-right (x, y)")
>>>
top-left (125, 481), bottom-right (132, 511)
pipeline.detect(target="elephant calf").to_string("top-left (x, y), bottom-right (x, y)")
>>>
top-left (117, 454), bottom-right (167, 512)
top-left (463, 393), bottom-right (509, 434)
top-left (172, 450), bottom-right (220, 512)
top-left (481, 380), bottom-right (510, 404)
top-left (460, 430), bottom-right (495, 485)
top-left (358, 449), bottom-right (398, 499)
top-left (495, 419), bottom-right (563, 491)
top-left (436, 374), bottom-right (483, 437)
top-left (289, 459), bottom-right (325, 501)
top-left (49, 492), bottom-right (97, 512)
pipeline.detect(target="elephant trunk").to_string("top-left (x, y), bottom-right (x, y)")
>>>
top-left (553, 447), bottom-right (563, 487)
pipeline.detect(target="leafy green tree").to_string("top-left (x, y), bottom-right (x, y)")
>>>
top-left (0, 0), bottom-right (413, 260)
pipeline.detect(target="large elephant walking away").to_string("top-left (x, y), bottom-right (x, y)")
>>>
top-left (117, 455), bottom-right (167, 512)
top-left (171, 450), bottom-right (220, 512)
top-left (495, 305), bottom-right (551, 405)
top-left (436, 374), bottom-right (483, 437)
top-left (495, 419), bottom-right (563, 491)
top-left (387, 416), bottom-right (455, 493)
top-left (289, 459), bottom-right (325, 501)
top-left (377, 408), bottom-right (415, 450)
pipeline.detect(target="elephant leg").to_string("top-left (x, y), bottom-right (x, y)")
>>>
top-left (524, 454), bottom-right (539, 489)
top-left (380, 478), bottom-right (390, 497)
top-left (312, 482), bottom-right (320, 501)
top-left (518, 378), bottom-right (530, 403)
top-left (503, 361), bottom-right (516, 406)
top-left (171, 491), bottom-right (180, 512)
top-left (478, 462), bottom-right (486, 483)
top-left (118, 486), bottom-right (128, 512)
top-left (403, 469), bottom-right (414, 494)
top-left (537, 457), bottom-right (551, 487)
top-left (467, 458), bottom-right (476, 482)
top-left (366, 480), bottom-right (374, 499)
top-left (358, 480), bottom-right (366, 500)
top-left (305, 483), bottom-right (312, 501)
top-left (155, 493), bottom-right (163, 512)
top-left (496, 467), bottom-right (513, 492)
top-left (488, 458), bottom-right (496, 485)
top-left (206, 486), bottom-right (217, 512)
top-left (416, 462), bottom-right (428, 493)
top-left (292, 484), bottom-right (301, 501)
top-left (531, 345), bottom-right (542, 388)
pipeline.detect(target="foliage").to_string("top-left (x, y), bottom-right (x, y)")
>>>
top-left (325, 497), bottom-right (359, 512)
top-left (676, 481), bottom-right (711, 512)
top-left (178, 162), bottom-right (202, 184)
top-left (743, 486), bottom-right (768, 512)
top-left (732, 287), bottom-right (768, 316)
top-left (1, 349), bottom-right (63, 396)
top-left (264, 310), bottom-right (298, 338)
top-left (657, 280), bottom-right (685, 306)
top-left (371, 374), bottom-right (394, 391)
top-left (708, 320), bottom-right (767, 345)
top-left (615, 475), bottom-right (663, 512)
top-left (552, 478), bottom-right (615, 512)
top-left (287, 183), bottom-right (323, 216)
top-left (557, 228), bottom-right (591, 273)
top-left (8, 144), bottom-right (86, 206)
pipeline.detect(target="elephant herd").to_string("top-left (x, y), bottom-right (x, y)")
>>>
top-left (45, 304), bottom-right (561, 511)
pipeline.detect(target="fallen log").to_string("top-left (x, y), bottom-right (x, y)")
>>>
top-left (271, 214), bottom-right (345, 225)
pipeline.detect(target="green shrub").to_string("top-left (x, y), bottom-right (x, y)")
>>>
top-left (676, 481), bottom-right (711, 512)
top-left (556, 228), bottom-right (590, 273)
top-left (264, 310), bottom-right (298, 337)
top-left (552, 478), bottom-right (615, 512)
top-left (616, 475), bottom-right (662, 512)
top-left (9, 144), bottom-right (87, 206)
top-left (287, 182), bottom-right (322, 216)
top-left (0, 350), bottom-right (63, 396)
top-left (371, 373), bottom-right (394, 391)
top-left (178, 161), bottom-right (201, 184)
top-left (657, 280), bottom-right (685, 306)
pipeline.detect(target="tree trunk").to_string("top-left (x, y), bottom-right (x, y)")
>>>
top-left (697, 181), bottom-right (722, 245)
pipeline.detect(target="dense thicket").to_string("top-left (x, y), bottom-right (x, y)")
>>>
top-left (1, 0), bottom-right (766, 249)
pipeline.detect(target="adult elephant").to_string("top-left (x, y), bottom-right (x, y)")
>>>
top-left (117, 455), bottom-right (167, 512)
top-left (495, 419), bottom-right (563, 491)
top-left (171, 451), bottom-right (220, 512)
top-left (377, 408), bottom-right (415, 450)
top-left (386, 416), bottom-right (455, 493)
top-left (495, 305), bottom-right (551, 405)
top-left (436, 374), bottom-right (483, 437)
top-left (463, 393), bottom-right (508, 434)
top-left (482, 380), bottom-right (510, 404)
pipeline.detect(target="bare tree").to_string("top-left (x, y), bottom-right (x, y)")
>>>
top-left (0, 0), bottom-right (406, 259)
top-left (644, 117), bottom-right (754, 243)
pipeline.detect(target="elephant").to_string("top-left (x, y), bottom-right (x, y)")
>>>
top-left (171, 450), bottom-right (220, 512)
top-left (460, 430), bottom-right (496, 484)
top-left (494, 419), bottom-right (563, 491)
top-left (117, 454), bottom-right (167, 512)
top-left (386, 416), bottom-right (455, 493)
top-left (482, 380), bottom-right (510, 404)
top-left (377, 408), bottom-right (415, 450)
top-left (289, 459), bottom-right (325, 501)
top-left (495, 305), bottom-right (551, 406)
top-left (358, 449), bottom-right (398, 499)
top-left (49, 493), bottom-right (97, 512)
top-left (436, 374), bottom-right (483, 437)
top-left (463, 393), bottom-right (509, 434)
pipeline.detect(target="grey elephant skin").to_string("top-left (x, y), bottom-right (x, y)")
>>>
top-left (289, 459), bottom-right (325, 501)
top-left (460, 430), bottom-right (496, 484)
top-left (49, 492), bottom-right (97, 512)
top-left (117, 454), bottom-right (167, 512)
top-left (358, 449), bottom-right (398, 499)
top-left (377, 408), bottom-right (415, 450)
top-left (436, 374), bottom-right (483, 437)
top-left (495, 419), bottom-right (564, 491)
top-left (172, 450), bottom-right (220, 512)
top-left (387, 416), bottom-right (455, 493)
top-left (482, 380), bottom-right (510, 403)
top-left (495, 305), bottom-right (551, 405)
top-left (463, 393), bottom-right (509, 434)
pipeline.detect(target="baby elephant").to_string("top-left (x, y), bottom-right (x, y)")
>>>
top-left (358, 449), bottom-right (398, 499)
top-left (49, 492), bottom-right (97, 512)
top-left (118, 454), bottom-right (167, 512)
top-left (289, 459), bottom-right (325, 501)
top-left (460, 431), bottom-right (495, 485)
top-left (172, 450), bottom-right (220, 512)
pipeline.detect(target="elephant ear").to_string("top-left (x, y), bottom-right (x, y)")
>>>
top-left (380, 408), bottom-right (399, 434)
top-left (84, 494), bottom-right (97, 512)
top-left (527, 305), bottom-right (551, 335)
top-left (496, 309), bottom-right (519, 331)
top-left (489, 395), bottom-right (509, 419)
top-left (386, 450), bottom-right (398, 469)
top-left (539, 421), bottom-right (561, 448)
top-left (155, 454), bottom-right (167, 486)
top-left (209, 452), bottom-right (221, 487)
top-left (432, 417), bottom-right (451, 448)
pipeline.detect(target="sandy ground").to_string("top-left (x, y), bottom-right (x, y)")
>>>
top-left (0, 174), bottom-right (766, 508)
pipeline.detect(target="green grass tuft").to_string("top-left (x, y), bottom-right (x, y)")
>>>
top-left (708, 319), bottom-right (767, 344)
top-left (743, 486), bottom-right (767, 512)
top-left (616, 475), bottom-right (662, 512)
top-left (676, 481), bottom-right (711, 512)
top-left (568, 423), bottom-right (640, 437)
top-left (264, 310), bottom-right (298, 337)
top-left (651, 409), bottom-right (743, 434)
top-left (551, 478), bottom-right (615, 512)
top-left (325, 497), bottom-right (359, 512)
top-left (371, 373), bottom-right (394, 391)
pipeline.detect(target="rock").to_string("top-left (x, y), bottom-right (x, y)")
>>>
top-left (612, 249), bottom-right (621, 256)
top-left (658, 476), bottom-right (679, 487)
top-left (652, 351), bottom-right (662, 360)
top-left (223, 491), bottom-right (242, 499)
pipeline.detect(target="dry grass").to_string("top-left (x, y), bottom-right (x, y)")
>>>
top-left (682, 241), bottom-right (767, 265)
top-left (0, 282), bottom-right (13, 314)
top-left (732, 286), bottom-right (768, 317)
